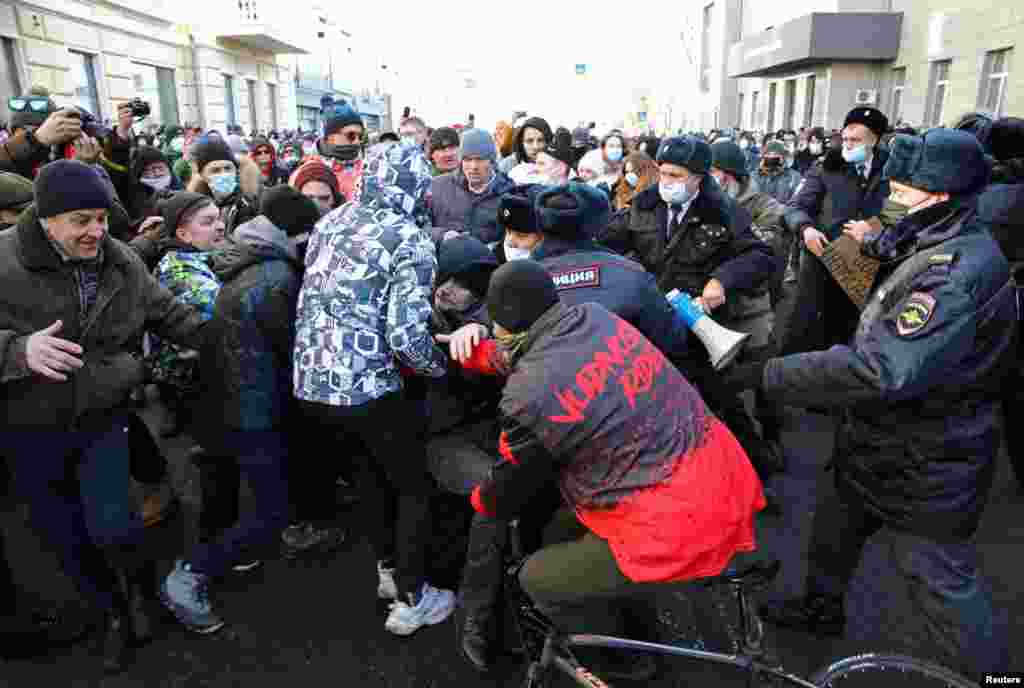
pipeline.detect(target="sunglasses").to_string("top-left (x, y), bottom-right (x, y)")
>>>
top-left (8, 97), bottom-right (51, 113)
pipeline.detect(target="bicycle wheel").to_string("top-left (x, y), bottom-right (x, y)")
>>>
top-left (810, 653), bottom-right (978, 688)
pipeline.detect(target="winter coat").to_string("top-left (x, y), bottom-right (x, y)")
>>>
top-left (602, 178), bottom-right (776, 333)
top-left (532, 235), bottom-right (689, 365)
top-left (0, 207), bottom-right (206, 429)
top-left (0, 129), bottom-right (51, 179)
top-left (764, 199), bottom-right (1016, 539)
top-left (497, 117), bottom-right (553, 175)
top-left (752, 166), bottom-right (802, 204)
top-left (199, 216), bottom-right (302, 435)
top-left (469, 302), bottom-right (765, 583)
top-left (428, 169), bottom-right (515, 245)
top-left (293, 143), bottom-right (446, 408)
top-left (149, 245), bottom-right (221, 392)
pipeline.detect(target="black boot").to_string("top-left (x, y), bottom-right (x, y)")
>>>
top-left (456, 603), bottom-right (495, 672)
top-left (760, 593), bottom-right (845, 637)
top-left (100, 611), bottom-right (128, 675)
top-left (105, 548), bottom-right (156, 647)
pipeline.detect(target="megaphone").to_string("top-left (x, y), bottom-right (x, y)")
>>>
top-left (666, 289), bottom-right (750, 371)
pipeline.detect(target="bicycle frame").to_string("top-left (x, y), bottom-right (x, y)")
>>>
top-left (505, 519), bottom-right (815, 688)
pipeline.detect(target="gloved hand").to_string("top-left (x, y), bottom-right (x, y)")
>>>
top-left (719, 360), bottom-right (767, 397)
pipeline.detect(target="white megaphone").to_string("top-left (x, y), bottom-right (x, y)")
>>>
top-left (666, 289), bottom-right (750, 371)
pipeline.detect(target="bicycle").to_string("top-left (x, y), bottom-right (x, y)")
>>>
top-left (503, 520), bottom-right (979, 688)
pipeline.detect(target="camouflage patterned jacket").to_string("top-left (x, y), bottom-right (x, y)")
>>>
top-left (293, 142), bottom-right (447, 407)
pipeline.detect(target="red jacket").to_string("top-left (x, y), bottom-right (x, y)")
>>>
top-left (467, 302), bottom-right (765, 583)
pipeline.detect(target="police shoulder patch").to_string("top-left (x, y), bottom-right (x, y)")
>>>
top-left (550, 265), bottom-right (601, 290)
top-left (895, 291), bottom-right (936, 336)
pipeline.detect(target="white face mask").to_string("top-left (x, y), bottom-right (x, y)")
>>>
top-left (142, 174), bottom-right (172, 191)
top-left (659, 180), bottom-right (697, 206)
top-left (809, 142), bottom-right (823, 155)
top-left (739, 140), bottom-right (750, 150)
top-left (504, 240), bottom-right (532, 261)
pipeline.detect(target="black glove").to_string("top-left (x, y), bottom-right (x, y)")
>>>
top-left (718, 360), bottom-right (767, 397)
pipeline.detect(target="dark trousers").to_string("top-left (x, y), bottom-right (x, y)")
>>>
top-left (187, 430), bottom-right (290, 578)
top-left (195, 453), bottom-right (240, 543)
top-left (298, 393), bottom-right (434, 598)
top-left (806, 476), bottom-right (1002, 677)
top-left (0, 529), bottom-right (15, 615)
top-left (4, 414), bottom-right (144, 611)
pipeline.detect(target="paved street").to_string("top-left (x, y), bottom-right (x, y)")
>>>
top-left (2, 399), bottom-right (1021, 687)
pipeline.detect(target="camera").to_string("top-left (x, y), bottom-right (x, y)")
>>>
top-left (128, 98), bottom-right (150, 119)
top-left (66, 107), bottom-right (111, 140)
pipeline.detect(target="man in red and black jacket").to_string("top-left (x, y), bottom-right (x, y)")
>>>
top-left (448, 259), bottom-right (765, 678)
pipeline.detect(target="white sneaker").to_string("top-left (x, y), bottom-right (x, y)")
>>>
top-left (377, 561), bottom-right (398, 600)
top-left (384, 583), bottom-right (456, 636)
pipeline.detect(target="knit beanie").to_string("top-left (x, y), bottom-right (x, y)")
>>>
top-left (159, 191), bottom-right (212, 232)
top-left (189, 135), bottom-right (236, 175)
top-left (487, 259), bottom-right (559, 333)
top-left (988, 117), bottom-right (1024, 162)
top-left (292, 160), bottom-right (343, 205)
top-left (131, 145), bottom-right (171, 182)
top-left (459, 128), bottom-right (497, 162)
top-left (0, 172), bottom-right (36, 210)
top-left (534, 183), bottom-right (611, 238)
top-left (710, 141), bottom-right (749, 180)
top-left (321, 98), bottom-right (364, 138)
top-left (656, 136), bottom-right (712, 175)
top-left (34, 160), bottom-right (114, 218)
top-left (260, 185), bottom-right (322, 237)
top-left (884, 130), bottom-right (991, 195)
top-left (437, 235), bottom-right (499, 298)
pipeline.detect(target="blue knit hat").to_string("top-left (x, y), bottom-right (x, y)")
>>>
top-left (459, 128), bottom-right (497, 162)
top-left (656, 136), bottom-right (712, 175)
top-left (534, 182), bottom-right (611, 238)
top-left (34, 160), bottom-right (114, 218)
top-left (884, 130), bottom-right (991, 195)
top-left (321, 97), bottom-right (364, 138)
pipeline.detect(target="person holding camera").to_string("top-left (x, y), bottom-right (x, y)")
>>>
top-left (1, 87), bottom-right (83, 178)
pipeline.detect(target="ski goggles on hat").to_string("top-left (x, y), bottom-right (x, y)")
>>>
top-left (8, 96), bottom-right (52, 113)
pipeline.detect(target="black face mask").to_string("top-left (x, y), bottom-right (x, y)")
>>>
top-left (322, 143), bottom-right (362, 162)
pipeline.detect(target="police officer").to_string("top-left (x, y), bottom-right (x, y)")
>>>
top-left (500, 183), bottom-right (689, 364)
top-left (723, 130), bottom-right (1013, 676)
top-left (602, 136), bottom-right (782, 482)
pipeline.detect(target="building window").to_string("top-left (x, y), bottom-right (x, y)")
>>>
top-left (737, 92), bottom-right (745, 129)
top-left (267, 82), bottom-right (278, 131)
top-left (298, 105), bottom-right (318, 133)
top-left (804, 75), bottom-right (816, 127)
top-left (700, 3), bottom-right (713, 93)
top-left (784, 79), bottom-right (796, 129)
top-left (224, 75), bottom-right (237, 126)
top-left (247, 79), bottom-right (258, 132)
top-left (0, 38), bottom-right (22, 112)
top-left (979, 48), bottom-right (1012, 117)
top-left (70, 51), bottom-right (100, 116)
top-left (131, 63), bottom-right (178, 127)
top-left (751, 90), bottom-right (760, 129)
top-left (767, 82), bottom-right (777, 131)
top-left (890, 67), bottom-right (906, 124)
top-left (925, 60), bottom-right (951, 127)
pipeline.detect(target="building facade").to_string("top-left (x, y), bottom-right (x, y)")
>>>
top-left (689, 0), bottom-right (1022, 132)
top-left (0, 0), bottom-right (314, 133)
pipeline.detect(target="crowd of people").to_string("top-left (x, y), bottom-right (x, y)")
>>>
top-left (0, 82), bottom-right (1021, 681)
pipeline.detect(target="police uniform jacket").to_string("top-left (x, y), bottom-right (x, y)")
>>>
top-left (762, 198), bottom-right (1016, 539)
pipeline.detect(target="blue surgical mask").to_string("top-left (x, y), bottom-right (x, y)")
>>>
top-left (606, 147), bottom-right (623, 162)
top-left (209, 172), bottom-right (238, 198)
top-left (659, 180), bottom-right (697, 206)
top-left (625, 172), bottom-right (640, 188)
top-left (504, 239), bottom-right (532, 261)
top-left (842, 144), bottom-right (868, 164)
